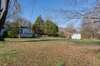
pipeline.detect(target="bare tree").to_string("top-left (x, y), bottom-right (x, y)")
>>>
top-left (7, 0), bottom-right (21, 18)
top-left (0, 0), bottom-right (21, 40)
top-left (65, 23), bottom-right (77, 39)
top-left (0, 0), bottom-right (10, 40)
top-left (81, 0), bottom-right (100, 39)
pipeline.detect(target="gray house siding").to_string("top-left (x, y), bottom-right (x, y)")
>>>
top-left (19, 27), bottom-right (33, 38)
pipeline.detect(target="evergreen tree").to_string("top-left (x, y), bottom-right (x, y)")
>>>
top-left (44, 20), bottom-right (58, 36)
top-left (32, 16), bottom-right (44, 35)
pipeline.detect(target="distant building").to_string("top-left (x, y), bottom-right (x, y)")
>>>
top-left (59, 27), bottom-right (81, 39)
top-left (71, 33), bottom-right (81, 40)
top-left (19, 27), bottom-right (33, 38)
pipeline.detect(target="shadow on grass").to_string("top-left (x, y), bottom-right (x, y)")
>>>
top-left (4, 38), bottom-right (66, 43)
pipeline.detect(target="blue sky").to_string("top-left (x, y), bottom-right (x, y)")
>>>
top-left (19, 0), bottom-right (97, 28)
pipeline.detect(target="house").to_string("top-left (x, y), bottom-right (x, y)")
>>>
top-left (19, 27), bottom-right (33, 38)
top-left (71, 33), bottom-right (81, 40)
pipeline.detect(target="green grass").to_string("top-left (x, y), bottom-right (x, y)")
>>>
top-left (2, 38), bottom-right (100, 45)
top-left (5, 38), bottom-right (100, 45)
top-left (56, 61), bottom-right (65, 66)
top-left (68, 39), bottom-right (100, 45)
top-left (96, 52), bottom-right (100, 59)
top-left (5, 37), bottom-right (66, 42)
top-left (0, 50), bottom-right (17, 61)
top-left (0, 43), bottom-right (17, 66)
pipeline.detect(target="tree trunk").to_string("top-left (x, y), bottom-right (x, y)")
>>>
top-left (0, 0), bottom-right (10, 41)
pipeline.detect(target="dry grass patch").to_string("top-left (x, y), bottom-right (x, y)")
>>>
top-left (0, 41), bottom-right (99, 66)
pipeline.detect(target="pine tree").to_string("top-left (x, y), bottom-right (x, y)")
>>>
top-left (32, 16), bottom-right (44, 36)
top-left (44, 20), bottom-right (58, 36)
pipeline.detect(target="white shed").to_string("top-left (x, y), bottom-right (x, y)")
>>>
top-left (71, 33), bottom-right (81, 40)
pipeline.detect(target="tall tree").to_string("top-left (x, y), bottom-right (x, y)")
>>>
top-left (44, 20), bottom-right (58, 36)
top-left (81, 0), bottom-right (100, 39)
top-left (32, 16), bottom-right (44, 35)
top-left (65, 23), bottom-right (76, 39)
top-left (0, 0), bottom-right (10, 40)
top-left (0, 0), bottom-right (21, 40)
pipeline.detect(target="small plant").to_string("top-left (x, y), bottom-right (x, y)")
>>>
top-left (96, 52), bottom-right (100, 59)
top-left (56, 61), bottom-right (65, 66)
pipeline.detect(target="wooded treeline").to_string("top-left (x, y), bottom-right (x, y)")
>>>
top-left (0, 0), bottom-right (100, 39)
top-left (81, 1), bottom-right (100, 39)
top-left (4, 16), bottom-right (59, 38)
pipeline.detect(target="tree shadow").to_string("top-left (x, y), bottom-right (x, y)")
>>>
top-left (4, 38), bottom-right (66, 43)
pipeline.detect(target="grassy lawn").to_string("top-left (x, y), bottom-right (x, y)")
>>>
top-left (0, 38), bottom-right (100, 66)
top-left (68, 39), bottom-right (100, 45)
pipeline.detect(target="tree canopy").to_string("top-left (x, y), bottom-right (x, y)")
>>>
top-left (32, 16), bottom-right (58, 36)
